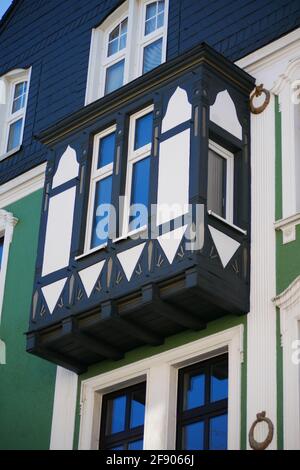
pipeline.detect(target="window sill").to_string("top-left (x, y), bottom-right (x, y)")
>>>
top-left (208, 210), bottom-right (247, 235)
top-left (274, 212), bottom-right (300, 244)
top-left (113, 225), bottom-right (148, 243)
top-left (0, 145), bottom-right (21, 161)
top-left (75, 243), bottom-right (108, 261)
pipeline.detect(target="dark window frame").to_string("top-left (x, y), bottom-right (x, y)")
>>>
top-left (176, 354), bottom-right (228, 450)
top-left (99, 381), bottom-right (146, 450)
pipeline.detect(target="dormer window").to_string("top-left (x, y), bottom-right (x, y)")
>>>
top-left (0, 68), bottom-right (31, 160)
top-left (85, 0), bottom-right (169, 104)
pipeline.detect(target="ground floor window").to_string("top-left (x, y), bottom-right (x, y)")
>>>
top-left (176, 354), bottom-right (228, 450)
top-left (99, 382), bottom-right (146, 450)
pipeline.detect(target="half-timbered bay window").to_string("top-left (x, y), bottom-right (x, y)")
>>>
top-left (0, 68), bottom-right (30, 159)
top-left (86, 126), bottom-right (116, 251)
top-left (99, 382), bottom-right (146, 450)
top-left (207, 141), bottom-right (234, 224)
top-left (177, 355), bottom-right (228, 450)
top-left (85, 0), bottom-right (169, 104)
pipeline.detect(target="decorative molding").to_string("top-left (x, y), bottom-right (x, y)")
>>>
top-left (275, 212), bottom-right (300, 245)
top-left (42, 278), bottom-right (67, 314)
top-left (208, 225), bottom-right (241, 268)
top-left (52, 146), bottom-right (79, 189)
top-left (274, 277), bottom-right (300, 450)
top-left (161, 86), bottom-right (191, 133)
top-left (0, 163), bottom-right (46, 209)
top-left (210, 90), bottom-right (242, 139)
top-left (78, 325), bottom-right (243, 450)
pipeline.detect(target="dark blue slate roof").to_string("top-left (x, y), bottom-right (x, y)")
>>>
top-left (0, 0), bottom-right (299, 184)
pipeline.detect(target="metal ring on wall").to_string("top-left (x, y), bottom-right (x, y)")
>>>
top-left (250, 84), bottom-right (270, 114)
top-left (248, 411), bottom-right (274, 450)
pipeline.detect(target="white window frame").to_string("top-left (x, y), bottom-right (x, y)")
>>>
top-left (85, 0), bottom-right (169, 105)
top-left (208, 140), bottom-right (234, 225)
top-left (136, 0), bottom-right (169, 76)
top-left (122, 105), bottom-right (154, 237)
top-left (0, 210), bottom-right (18, 365)
top-left (274, 276), bottom-right (300, 449)
top-left (0, 68), bottom-right (31, 160)
top-left (78, 325), bottom-right (243, 450)
top-left (84, 125), bottom-right (116, 254)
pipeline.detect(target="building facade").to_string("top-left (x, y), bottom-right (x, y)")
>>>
top-left (0, 0), bottom-right (300, 450)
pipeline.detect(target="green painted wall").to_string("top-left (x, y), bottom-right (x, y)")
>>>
top-left (73, 314), bottom-right (247, 449)
top-left (0, 190), bottom-right (56, 450)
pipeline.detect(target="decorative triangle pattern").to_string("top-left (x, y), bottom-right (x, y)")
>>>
top-left (157, 225), bottom-right (188, 264)
top-left (78, 261), bottom-right (105, 298)
top-left (117, 243), bottom-right (146, 281)
top-left (42, 278), bottom-right (67, 314)
top-left (208, 225), bottom-right (240, 268)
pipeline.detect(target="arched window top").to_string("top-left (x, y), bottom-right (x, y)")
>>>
top-left (85, 0), bottom-right (169, 105)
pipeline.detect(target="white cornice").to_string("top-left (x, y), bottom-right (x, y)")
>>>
top-left (273, 275), bottom-right (300, 309)
top-left (0, 163), bottom-right (46, 209)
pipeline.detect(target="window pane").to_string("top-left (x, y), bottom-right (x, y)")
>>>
top-left (182, 421), bottom-right (204, 450)
top-left (12, 81), bottom-right (27, 113)
top-left (143, 38), bottom-right (162, 73)
top-left (209, 414), bottom-right (228, 450)
top-left (91, 176), bottom-right (112, 249)
top-left (134, 112), bottom-right (153, 150)
top-left (98, 132), bottom-right (116, 168)
top-left (0, 238), bottom-right (4, 271)
top-left (108, 38), bottom-right (119, 56)
top-left (106, 395), bottom-right (126, 435)
top-left (145, 1), bottom-right (165, 35)
top-left (130, 388), bottom-right (146, 429)
top-left (145, 17), bottom-right (156, 35)
top-left (183, 372), bottom-right (205, 410)
top-left (158, 0), bottom-right (165, 13)
top-left (146, 2), bottom-right (157, 20)
top-left (130, 157), bottom-right (150, 229)
top-left (105, 60), bottom-right (125, 94)
top-left (7, 118), bottom-right (23, 152)
top-left (207, 149), bottom-right (227, 218)
top-left (210, 360), bottom-right (228, 402)
top-left (108, 19), bottom-right (127, 57)
top-left (128, 440), bottom-right (143, 450)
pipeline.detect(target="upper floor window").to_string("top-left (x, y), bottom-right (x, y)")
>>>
top-left (85, 0), bottom-right (169, 104)
top-left (0, 68), bottom-right (31, 159)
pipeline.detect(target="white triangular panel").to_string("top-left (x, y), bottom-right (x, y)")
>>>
top-left (117, 243), bottom-right (146, 281)
top-left (52, 146), bottom-right (79, 189)
top-left (79, 261), bottom-right (105, 298)
top-left (161, 87), bottom-right (192, 133)
top-left (157, 225), bottom-right (188, 264)
top-left (42, 278), bottom-right (67, 314)
top-left (208, 225), bottom-right (240, 268)
top-left (210, 90), bottom-right (242, 140)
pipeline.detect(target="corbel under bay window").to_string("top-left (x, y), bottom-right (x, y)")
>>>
top-left (85, 0), bottom-right (169, 104)
top-left (0, 68), bottom-right (31, 160)
top-left (207, 140), bottom-right (234, 225)
top-left (0, 210), bottom-right (18, 364)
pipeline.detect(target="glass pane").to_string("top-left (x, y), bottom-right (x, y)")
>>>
top-left (182, 421), bottom-right (204, 450)
top-left (145, 17), bottom-right (156, 35)
top-left (130, 157), bottom-right (150, 229)
top-left (146, 2), bottom-right (157, 20)
top-left (0, 238), bottom-right (4, 270)
top-left (143, 38), bottom-right (162, 73)
top-left (158, 0), bottom-right (165, 13)
top-left (130, 388), bottom-right (146, 429)
top-left (105, 60), bottom-right (125, 94)
top-left (109, 24), bottom-right (120, 42)
top-left (157, 11), bottom-right (164, 29)
top-left (209, 414), bottom-right (228, 450)
top-left (134, 112), bottom-right (153, 150)
top-left (183, 371), bottom-right (205, 410)
top-left (12, 82), bottom-right (27, 113)
top-left (119, 34), bottom-right (127, 50)
top-left (120, 18), bottom-right (128, 35)
top-left (108, 38), bottom-right (119, 57)
top-left (128, 440), bottom-right (143, 450)
top-left (207, 149), bottom-right (227, 218)
top-left (210, 359), bottom-right (228, 402)
top-left (105, 395), bottom-right (126, 435)
top-left (91, 176), bottom-right (112, 249)
top-left (7, 118), bottom-right (23, 152)
top-left (98, 132), bottom-right (116, 168)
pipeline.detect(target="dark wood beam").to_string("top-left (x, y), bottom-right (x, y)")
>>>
top-left (142, 284), bottom-right (206, 331)
top-left (101, 301), bottom-right (163, 346)
top-left (62, 318), bottom-right (124, 361)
